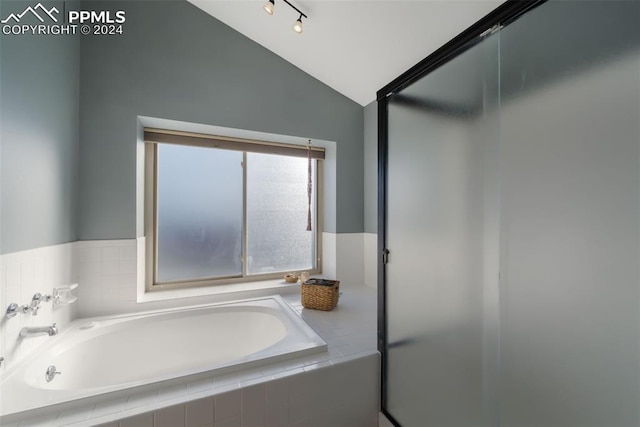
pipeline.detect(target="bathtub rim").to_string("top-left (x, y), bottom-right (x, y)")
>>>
top-left (24, 302), bottom-right (296, 391)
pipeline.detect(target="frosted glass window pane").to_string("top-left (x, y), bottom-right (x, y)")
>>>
top-left (246, 153), bottom-right (314, 275)
top-left (156, 144), bottom-right (242, 282)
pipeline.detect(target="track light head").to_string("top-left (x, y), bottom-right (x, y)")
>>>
top-left (263, 0), bottom-right (274, 15)
top-left (262, 0), bottom-right (307, 34)
top-left (292, 14), bottom-right (303, 33)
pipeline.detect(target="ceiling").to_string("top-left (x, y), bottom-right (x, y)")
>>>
top-left (187, 0), bottom-right (503, 106)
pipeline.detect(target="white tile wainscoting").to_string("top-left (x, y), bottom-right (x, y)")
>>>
top-left (76, 233), bottom-right (367, 318)
top-left (1, 235), bottom-right (379, 426)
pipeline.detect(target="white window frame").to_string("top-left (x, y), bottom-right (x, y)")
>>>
top-left (144, 128), bottom-right (323, 291)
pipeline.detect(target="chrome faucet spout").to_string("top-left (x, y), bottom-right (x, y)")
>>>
top-left (19, 323), bottom-right (58, 338)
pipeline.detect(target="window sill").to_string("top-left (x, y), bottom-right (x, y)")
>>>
top-left (137, 279), bottom-right (302, 303)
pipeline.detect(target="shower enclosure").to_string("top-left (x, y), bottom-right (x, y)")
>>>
top-left (378, 1), bottom-right (640, 426)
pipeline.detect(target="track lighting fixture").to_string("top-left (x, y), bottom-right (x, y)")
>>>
top-left (292, 14), bottom-right (303, 33)
top-left (263, 0), bottom-right (308, 34)
top-left (263, 0), bottom-right (274, 16)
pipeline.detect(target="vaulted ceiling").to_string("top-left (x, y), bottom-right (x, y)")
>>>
top-left (187, 0), bottom-right (503, 106)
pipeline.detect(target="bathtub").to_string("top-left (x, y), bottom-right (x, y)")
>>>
top-left (0, 295), bottom-right (326, 418)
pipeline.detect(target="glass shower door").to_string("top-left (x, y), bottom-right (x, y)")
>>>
top-left (384, 2), bottom-right (640, 426)
top-left (385, 33), bottom-right (501, 426)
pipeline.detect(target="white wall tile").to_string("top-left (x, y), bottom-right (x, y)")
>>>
top-left (119, 245), bottom-right (138, 262)
top-left (185, 397), bottom-right (214, 427)
top-left (33, 256), bottom-right (45, 289)
top-left (154, 404), bottom-right (185, 427)
top-left (322, 232), bottom-right (337, 280)
top-left (20, 257), bottom-right (35, 302)
top-left (287, 372), bottom-right (313, 424)
top-left (102, 246), bottom-right (121, 261)
top-left (120, 412), bottom-right (154, 427)
top-left (76, 260), bottom-right (101, 280)
top-left (215, 390), bottom-right (241, 423)
top-left (287, 420), bottom-right (314, 427)
top-left (101, 274), bottom-right (123, 290)
top-left (5, 261), bottom-right (21, 303)
top-left (336, 233), bottom-right (364, 287)
top-left (215, 416), bottom-right (241, 427)
top-left (119, 259), bottom-right (137, 276)
top-left (241, 384), bottom-right (266, 427)
top-left (136, 237), bottom-right (146, 305)
top-left (75, 239), bottom-right (138, 318)
top-left (74, 245), bottom-right (101, 264)
top-left (363, 233), bottom-right (378, 290)
top-left (266, 379), bottom-right (288, 426)
top-left (102, 259), bottom-right (120, 276)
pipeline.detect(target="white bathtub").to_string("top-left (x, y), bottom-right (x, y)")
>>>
top-left (0, 295), bottom-right (326, 418)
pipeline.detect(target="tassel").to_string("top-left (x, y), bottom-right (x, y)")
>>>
top-left (306, 140), bottom-right (312, 231)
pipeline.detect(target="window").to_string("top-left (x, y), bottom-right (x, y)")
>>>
top-left (144, 129), bottom-right (323, 289)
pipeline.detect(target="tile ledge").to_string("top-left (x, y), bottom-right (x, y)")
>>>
top-left (137, 279), bottom-right (300, 303)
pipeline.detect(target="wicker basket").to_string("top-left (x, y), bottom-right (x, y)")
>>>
top-left (301, 279), bottom-right (340, 311)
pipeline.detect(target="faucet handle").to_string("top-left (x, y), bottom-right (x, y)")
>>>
top-left (31, 293), bottom-right (42, 305)
top-left (30, 293), bottom-right (42, 315)
top-left (5, 303), bottom-right (19, 319)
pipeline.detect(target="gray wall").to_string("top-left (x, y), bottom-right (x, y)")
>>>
top-left (79, 0), bottom-right (364, 239)
top-left (0, 1), bottom-right (80, 254)
top-left (363, 101), bottom-right (377, 234)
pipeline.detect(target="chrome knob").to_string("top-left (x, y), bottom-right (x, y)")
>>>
top-left (30, 293), bottom-right (42, 315)
top-left (45, 365), bottom-right (62, 382)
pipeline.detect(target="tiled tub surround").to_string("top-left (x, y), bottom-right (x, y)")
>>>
top-left (104, 354), bottom-right (379, 427)
top-left (0, 243), bottom-right (78, 375)
top-left (0, 296), bottom-right (327, 417)
top-left (1, 286), bottom-right (378, 427)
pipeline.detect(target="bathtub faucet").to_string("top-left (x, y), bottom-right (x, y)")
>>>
top-left (19, 323), bottom-right (58, 338)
